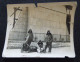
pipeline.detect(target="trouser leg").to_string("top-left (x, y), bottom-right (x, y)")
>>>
top-left (40, 47), bottom-right (41, 52)
top-left (44, 44), bottom-right (48, 52)
top-left (48, 44), bottom-right (52, 52)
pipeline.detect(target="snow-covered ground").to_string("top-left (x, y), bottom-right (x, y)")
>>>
top-left (7, 42), bottom-right (70, 49)
top-left (3, 46), bottom-right (75, 58)
top-left (3, 42), bottom-right (75, 58)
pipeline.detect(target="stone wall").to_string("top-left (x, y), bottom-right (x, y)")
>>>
top-left (6, 2), bottom-right (77, 49)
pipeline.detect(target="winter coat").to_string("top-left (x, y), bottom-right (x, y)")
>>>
top-left (26, 33), bottom-right (33, 46)
top-left (45, 34), bottom-right (53, 44)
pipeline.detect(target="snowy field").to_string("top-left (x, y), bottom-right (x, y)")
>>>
top-left (3, 42), bottom-right (75, 58)
top-left (3, 46), bottom-right (75, 58)
top-left (7, 41), bottom-right (70, 49)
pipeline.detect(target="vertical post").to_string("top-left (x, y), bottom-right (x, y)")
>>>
top-left (60, 34), bottom-right (61, 42)
top-left (65, 5), bottom-right (72, 42)
top-left (26, 7), bottom-right (28, 33)
top-left (13, 8), bottom-right (16, 28)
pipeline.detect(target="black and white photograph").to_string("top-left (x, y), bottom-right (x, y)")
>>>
top-left (2, 2), bottom-right (77, 57)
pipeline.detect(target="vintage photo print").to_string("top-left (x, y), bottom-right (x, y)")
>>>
top-left (2, 2), bottom-right (77, 58)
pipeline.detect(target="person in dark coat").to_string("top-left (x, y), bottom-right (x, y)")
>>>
top-left (22, 29), bottom-right (33, 51)
top-left (37, 40), bottom-right (43, 52)
top-left (44, 30), bottom-right (53, 53)
top-left (26, 29), bottom-right (33, 46)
